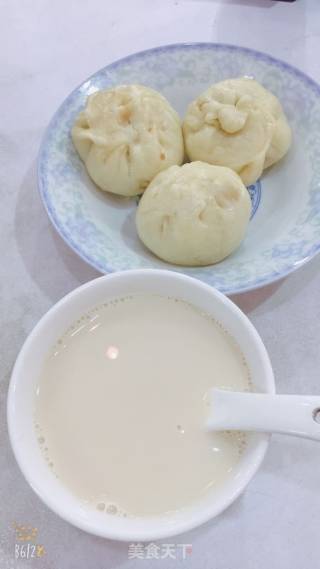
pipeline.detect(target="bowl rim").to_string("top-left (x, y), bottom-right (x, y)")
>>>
top-left (37, 42), bottom-right (320, 294)
top-left (7, 269), bottom-right (275, 540)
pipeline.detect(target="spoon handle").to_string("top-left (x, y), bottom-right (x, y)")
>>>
top-left (207, 389), bottom-right (320, 441)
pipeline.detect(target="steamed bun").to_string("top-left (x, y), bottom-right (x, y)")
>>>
top-left (183, 78), bottom-right (291, 186)
top-left (136, 161), bottom-right (251, 266)
top-left (72, 85), bottom-right (184, 196)
top-left (236, 78), bottom-right (292, 169)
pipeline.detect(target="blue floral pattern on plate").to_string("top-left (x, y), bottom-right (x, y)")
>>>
top-left (38, 43), bottom-right (320, 294)
top-left (248, 181), bottom-right (261, 220)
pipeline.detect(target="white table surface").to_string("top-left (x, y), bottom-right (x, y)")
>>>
top-left (1, 1), bottom-right (320, 567)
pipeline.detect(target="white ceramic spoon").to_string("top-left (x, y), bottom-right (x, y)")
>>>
top-left (207, 389), bottom-right (320, 441)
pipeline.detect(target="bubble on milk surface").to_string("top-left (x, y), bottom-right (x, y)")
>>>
top-left (95, 501), bottom-right (128, 517)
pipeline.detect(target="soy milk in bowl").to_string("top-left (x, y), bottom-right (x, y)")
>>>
top-left (8, 270), bottom-right (274, 540)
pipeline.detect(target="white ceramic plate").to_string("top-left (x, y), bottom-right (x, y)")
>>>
top-left (38, 43), bottom-right (320, 294)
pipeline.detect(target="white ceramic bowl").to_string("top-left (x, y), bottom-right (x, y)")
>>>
top-left (7, 270), bottom-right (275, 541)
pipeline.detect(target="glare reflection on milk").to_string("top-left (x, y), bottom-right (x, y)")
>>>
top-left (106, 345), bottom-right (119, 360)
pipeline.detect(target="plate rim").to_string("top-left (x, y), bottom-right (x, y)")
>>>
top-left (37, 42), bottom-right (320, 295)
